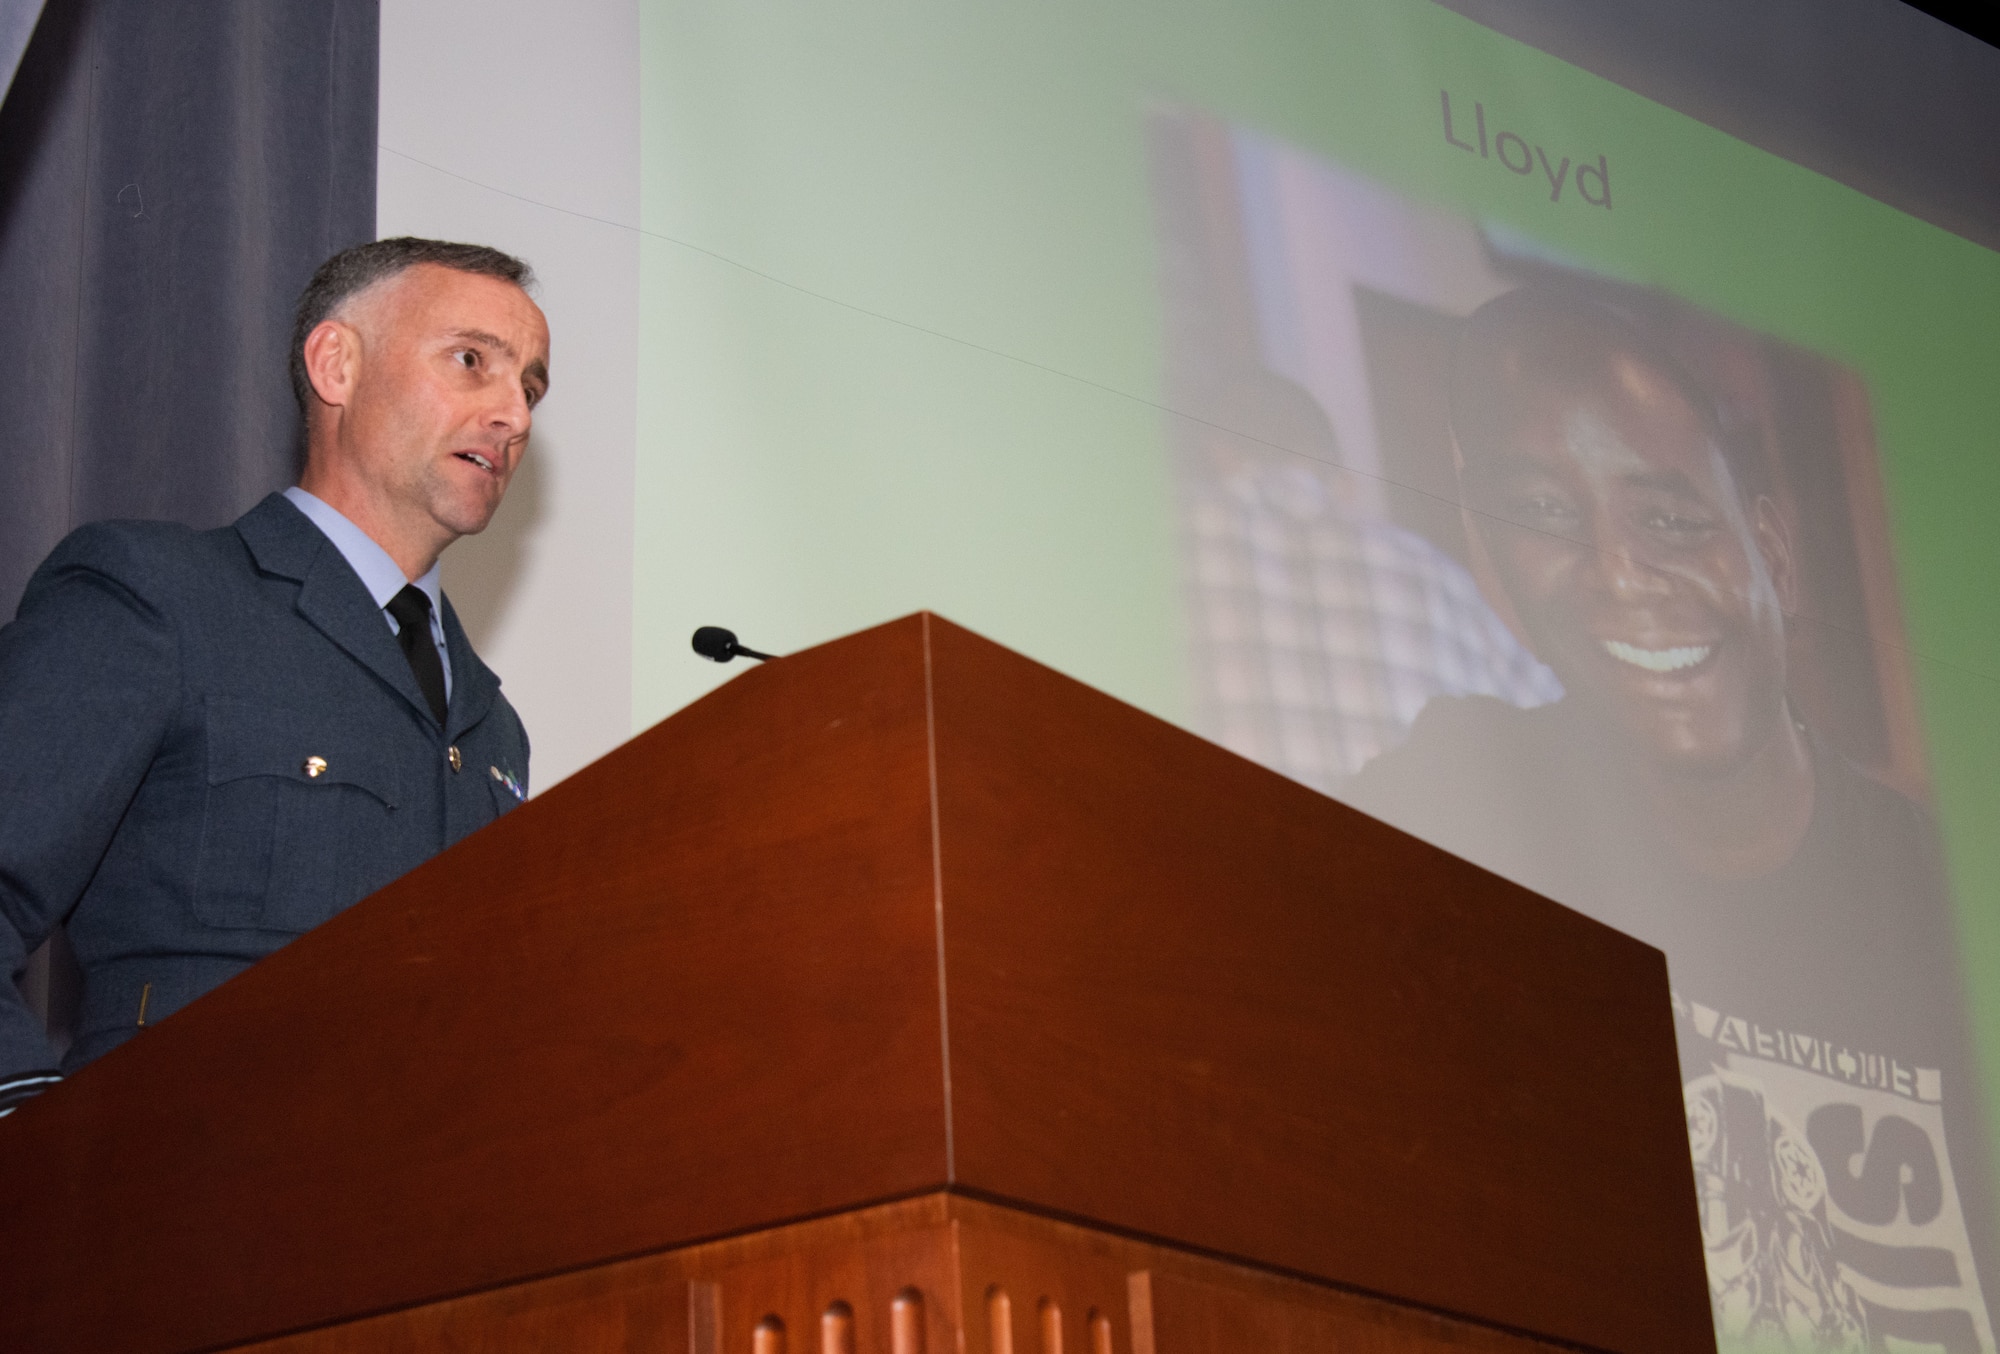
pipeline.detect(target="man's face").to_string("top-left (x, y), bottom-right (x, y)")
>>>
top-left (330, 264), bottom-right (550, 544)
top-left (1461, 356), bottom-right (1793, 776)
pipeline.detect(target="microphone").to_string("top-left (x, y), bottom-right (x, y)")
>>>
top-left (691, 626), bottom-right (779, 663)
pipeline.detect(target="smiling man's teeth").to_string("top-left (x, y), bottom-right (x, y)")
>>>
top-left (462, 452), bottom-right (493, 472)
top-left (1602, 639), bottom-right (1712, 673)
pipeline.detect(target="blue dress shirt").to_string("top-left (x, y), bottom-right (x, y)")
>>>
top-left (282, 487), bottom-right (452, 698)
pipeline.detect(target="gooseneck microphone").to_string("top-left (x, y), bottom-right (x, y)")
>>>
top-left (691, 626), bottom-right (780, 663)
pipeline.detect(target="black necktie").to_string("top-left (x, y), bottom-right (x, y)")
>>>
top-left (385, 585), bottom-right (448, 727)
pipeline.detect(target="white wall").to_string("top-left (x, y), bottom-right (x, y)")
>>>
top-left (377, 0), bottom-right (641, 791)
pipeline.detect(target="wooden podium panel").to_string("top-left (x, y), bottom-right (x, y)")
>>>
top-left (231, 1194), bottom-right (1572, 1354)
top-left (0, 615), bottom-right (1710, 1354)
top-left (921, 620), bottom-right (1706, 1351)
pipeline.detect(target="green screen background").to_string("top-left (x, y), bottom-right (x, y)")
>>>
top-left (633, 0), bottom-right (2000, 1181)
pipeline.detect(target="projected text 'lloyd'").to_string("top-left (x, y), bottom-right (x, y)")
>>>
top-left (1442, 91), bottom-right (1610, 208)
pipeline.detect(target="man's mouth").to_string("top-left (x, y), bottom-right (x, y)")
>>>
top-left (1600, 638), bottom-right (1714, 674)
top-left (454, 451), bottom-right (497, 475)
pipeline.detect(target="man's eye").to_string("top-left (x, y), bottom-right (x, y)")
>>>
top-left (455, 350), bottom-right (478, 370)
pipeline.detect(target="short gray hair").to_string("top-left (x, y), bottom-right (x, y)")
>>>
top-left (290, 236), bottom-right (535, 414)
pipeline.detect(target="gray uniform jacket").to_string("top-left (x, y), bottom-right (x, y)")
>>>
top-left (0, 493), bottom-right (529, 1085)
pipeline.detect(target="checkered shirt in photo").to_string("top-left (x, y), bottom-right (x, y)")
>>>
top-left (1184, 460), bottom-right (1562, 792)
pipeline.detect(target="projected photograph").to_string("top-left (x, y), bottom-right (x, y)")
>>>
top-left (1151, 111), bottom-right (1995, 1352)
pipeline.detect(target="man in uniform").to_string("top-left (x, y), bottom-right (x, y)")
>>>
top-left (0, 237), bottom-right (549, 1109)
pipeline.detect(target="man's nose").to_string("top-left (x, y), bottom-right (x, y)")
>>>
top-left (485, 381), bottom-right (532, 436)
top-left (1590, 518), bottom-right (1671, 601)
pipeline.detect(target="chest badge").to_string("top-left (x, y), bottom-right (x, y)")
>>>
top-left (490, 765), bottom-right (525, 801)
top-left (302, 756), bottom-right (327, 779)
top-left (447, 745), bottom-right (463, 773)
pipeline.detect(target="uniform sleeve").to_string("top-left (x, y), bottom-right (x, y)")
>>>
top-left (0, 529), bottom-right (181, 1092)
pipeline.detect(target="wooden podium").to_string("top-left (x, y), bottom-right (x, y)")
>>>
top-left (0, 615), bottom-right (1711, 1354)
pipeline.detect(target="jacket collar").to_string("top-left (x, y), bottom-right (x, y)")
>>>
top-left (236, 493), bottom-right (500, 737)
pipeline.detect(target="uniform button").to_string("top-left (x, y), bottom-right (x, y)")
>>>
top-left (447, 745), bottom-right (462, 773)
top-left (303, 756), bottom-right (327, 779)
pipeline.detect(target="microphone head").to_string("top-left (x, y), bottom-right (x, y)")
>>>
top-left (691, 626), bottom-right (739, 662)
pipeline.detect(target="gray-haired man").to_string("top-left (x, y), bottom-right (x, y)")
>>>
top-left (0, 238), bottom-right (548, 1108)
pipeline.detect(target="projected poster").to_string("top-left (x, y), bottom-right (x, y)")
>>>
top-left (635, 2), bottom-right (2000, 1349)
top-left (1154, 113), bottom-right (1991, 1350)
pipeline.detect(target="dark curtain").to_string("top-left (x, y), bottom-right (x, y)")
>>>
top-left (0, 0), bottom-right (377, 622)
top-left (0, 0), bottom-right (377, 1044)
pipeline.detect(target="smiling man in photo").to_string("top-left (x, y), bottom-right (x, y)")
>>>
top-left (1448, 285), bottom-right (1814, 883)
top-left (1350, 285), bottom-right (1938, 941)
top-left (1346, 284), bottom-right (1992, 1347)
top-left (0, 238), bottom-right (547, 1110)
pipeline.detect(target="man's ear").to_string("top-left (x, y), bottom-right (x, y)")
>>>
top-left (301, 318), bottom-right (362, 410)
top-left (1752, 493), bottom-right (1798, 613)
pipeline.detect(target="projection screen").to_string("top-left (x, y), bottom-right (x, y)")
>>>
top-left (388, 1), bottom-right (2000, 1348)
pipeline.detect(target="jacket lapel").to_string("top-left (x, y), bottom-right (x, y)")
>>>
top-left (236, 494), bottom-right (441, 730)
top-left (440, 594), bottom-right (500, 741)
